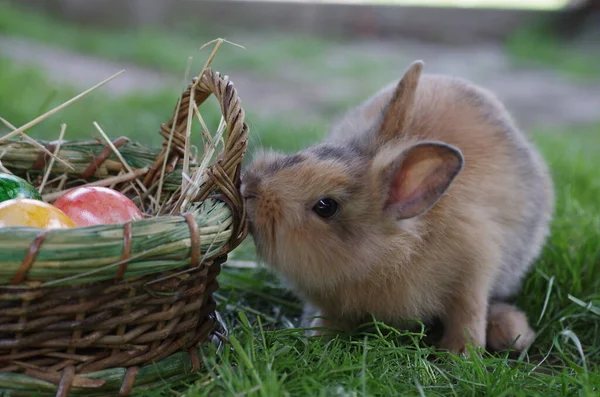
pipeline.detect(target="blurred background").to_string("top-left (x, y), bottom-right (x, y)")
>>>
top-left (0, 0), bottom-right (599, 158)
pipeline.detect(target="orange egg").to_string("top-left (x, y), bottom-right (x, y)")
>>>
top-left (0, 198), bottom-right (77, 229)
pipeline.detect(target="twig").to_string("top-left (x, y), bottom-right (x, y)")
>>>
top-left (182, 56), bottom-right (195, 195)
top-left (108, 170), bottom-right (120, 189)
top-left (167, 38), bottom-right (242, 214)
top-left (155, 57), bottom-right (193, 213)
top-left (38, 124), bottom-right (67, 193)
top-left (44, 174), bottom-right (68, 189)
top-left (56, 174), bottom-right (68, 192)
top-left (193, 38), bottom-right (243, 92)
top-left (0, 116), bottom-right (74, 170)
top-left (170, 104), bottom-right (222, 214)
top-left (180, 111), bottom-right (227, 212)
top-left (198, 37), bottom-right (245, 53)
top-left (92, 124), bottom-right (135, 177)
top-left (178, 38), bottom-right (224, 203)
top-left (43, 167), bottom-right (148, 202)
top-left (194, 104), bottom-right (216, 147)
top-left (92, 122), bottom-right (152, 208)
top-left (0, 70), bottom-right (125, 143)
top-left (0, 159), bottom-right (10, 174)
top-left (193, 38), bottom-right (225, 90)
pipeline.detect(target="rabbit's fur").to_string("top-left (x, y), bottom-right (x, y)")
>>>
top-left (242, 61), bottom-right (554, 353)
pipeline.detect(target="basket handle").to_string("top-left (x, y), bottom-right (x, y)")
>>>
top-left (143, 69), bottom-right (248, 187)
top-left (144, 69), bottom-right (249, 250)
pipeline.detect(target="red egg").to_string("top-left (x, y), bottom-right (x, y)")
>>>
top-left (53, 186), bottom-right (143, 227)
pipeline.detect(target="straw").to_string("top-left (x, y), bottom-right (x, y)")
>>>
top-left (0, 116), bottom-right (74, 170)
top-left (41, 167), bottom-right (149, 202)
top-left (0, 70), bottom-right (125, 143)
top-left (38, 124), bottom-right (67, 193)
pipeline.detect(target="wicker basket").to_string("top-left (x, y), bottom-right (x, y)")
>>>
top-left (0, 69), bottom-right (249, 396)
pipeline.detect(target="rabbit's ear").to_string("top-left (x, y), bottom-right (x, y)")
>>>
top-left (378, 141), bottom-right (463, 220)
top-left (377, 60), bottom-right (423, 143)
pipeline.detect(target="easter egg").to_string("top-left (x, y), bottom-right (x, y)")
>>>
top-left (0, 198), bottom-right (77, 229)
top-left (0, 173), bottom-right (42, 203)
top-left (53, 186), bottom-right (142, 227)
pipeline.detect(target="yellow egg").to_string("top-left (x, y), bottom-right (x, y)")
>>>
top-left (0, 198), bottom-right (77, 229)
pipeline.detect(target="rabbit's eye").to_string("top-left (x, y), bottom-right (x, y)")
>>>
top-left (313, 198), bottom-right (339, 219)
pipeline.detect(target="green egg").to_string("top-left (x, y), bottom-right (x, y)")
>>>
top-left (0, 173), bottom-right (43, 203)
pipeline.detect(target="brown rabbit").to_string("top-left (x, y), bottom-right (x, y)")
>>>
top-left (241, 61), bottom-right (554, 354)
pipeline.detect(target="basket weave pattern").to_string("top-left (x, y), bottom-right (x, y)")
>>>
top-left (0, 69), bottom-right (248, 396)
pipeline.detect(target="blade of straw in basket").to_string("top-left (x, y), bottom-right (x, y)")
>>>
top-left (0, 116), bottom-right (74, 170)
top-left (182, 57), bottom-right (196, 195)
top-left (164, 105), bottom-right (213, 214)
top-left (180, 39), bottom-right (242, 194)
top-left (155, 58), bottom-right (194, 213)
top-left (182, 39), bottom-right (226, 195)
top-left (185, 112), bottom-right (227, 209)
top-left (120, 177), bottom-right (150, 213)
top-left (198, 38), bottom-right (245, 54)
top-left (38, 124), bottom-right (67, 193)
top-left (42, 167), bottom-right (149, 202)
top-left (161, 38), bottom-right (243, 214)
top-left (170, 107), bottom-right (226, 215)
top-left (158, 39), bottom-right (227, 212)
top-left (43, 174), bottom-right (69, 192)
top-left (92, 122), bottom-right (154, 209)
top-left (0, 143), bottom-right (13, 174)
top-left (181, 107), bottom-right (220, 206)
top-left (0, 156), bottom-right (10, 174)
top-left (0, 70), bottom-right (125, 143)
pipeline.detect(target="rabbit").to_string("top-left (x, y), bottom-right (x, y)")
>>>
top-left (241, 60), bottom-right (554, 354)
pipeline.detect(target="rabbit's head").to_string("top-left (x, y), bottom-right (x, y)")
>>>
top-left (242, 61), bottom-right (464, 295)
